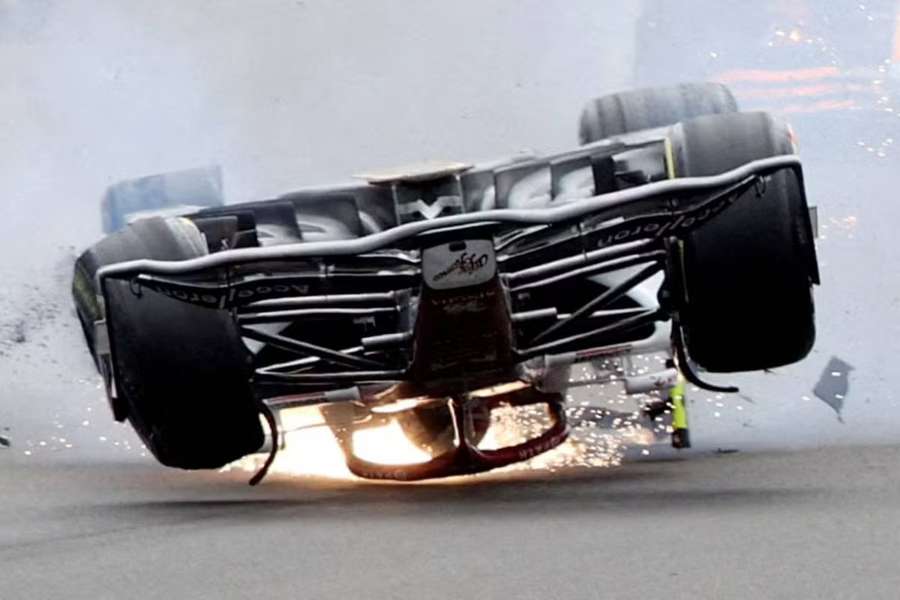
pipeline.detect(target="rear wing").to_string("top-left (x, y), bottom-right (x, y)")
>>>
top-left (101, 166), bottom-right (224, 234)
top-left (93, 155), bottom-right (816, 401)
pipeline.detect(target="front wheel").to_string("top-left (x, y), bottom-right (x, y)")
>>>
top-left (73, 217), bottom-right (264, 468)
top-left (669, 112), bottom-right (817, 372)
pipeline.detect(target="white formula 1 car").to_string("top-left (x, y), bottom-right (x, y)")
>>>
top-left (72, 83), bottom-right (819, 482)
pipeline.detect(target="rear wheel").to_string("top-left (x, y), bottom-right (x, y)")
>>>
top-left (670, 112), bottom-right (817, 372)
top-left (579, 82), bottom-right (737, 144)
top-left (74, 217), bottom-right (264, 468)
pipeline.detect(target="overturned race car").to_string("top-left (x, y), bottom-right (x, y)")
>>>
top-left (72, 83), bottom-right (820, 483)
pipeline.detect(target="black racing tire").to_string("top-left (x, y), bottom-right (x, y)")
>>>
top-left (73, 217), bottom-right (263, 468)
top-left (579, 82), bottom-right (737, 144)
top-left (670, 112), bottom-right (816, 372)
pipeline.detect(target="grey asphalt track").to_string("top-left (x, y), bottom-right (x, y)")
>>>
top-left (2, 2), bottom-right (900, 598)
top-left (3, 446), bottom-right (900, 600)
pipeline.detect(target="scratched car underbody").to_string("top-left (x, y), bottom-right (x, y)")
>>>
top-left (73, 85), bottom-right (819, 483)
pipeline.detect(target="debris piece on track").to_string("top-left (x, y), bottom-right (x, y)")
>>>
top-left (813, 356), bottom-right (853, 421)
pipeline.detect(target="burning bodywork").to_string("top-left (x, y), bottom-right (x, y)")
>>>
top-left (72, 83), bottom-right (820, 483)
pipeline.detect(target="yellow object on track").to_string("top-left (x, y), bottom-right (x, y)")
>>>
top-left (670, 374), bottom-right (688, 431)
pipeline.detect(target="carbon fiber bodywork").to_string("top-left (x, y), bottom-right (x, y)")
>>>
top-left (91, 150), bottom-right (809, 398)
top-left (79, 138), bottom-right (814, 480)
